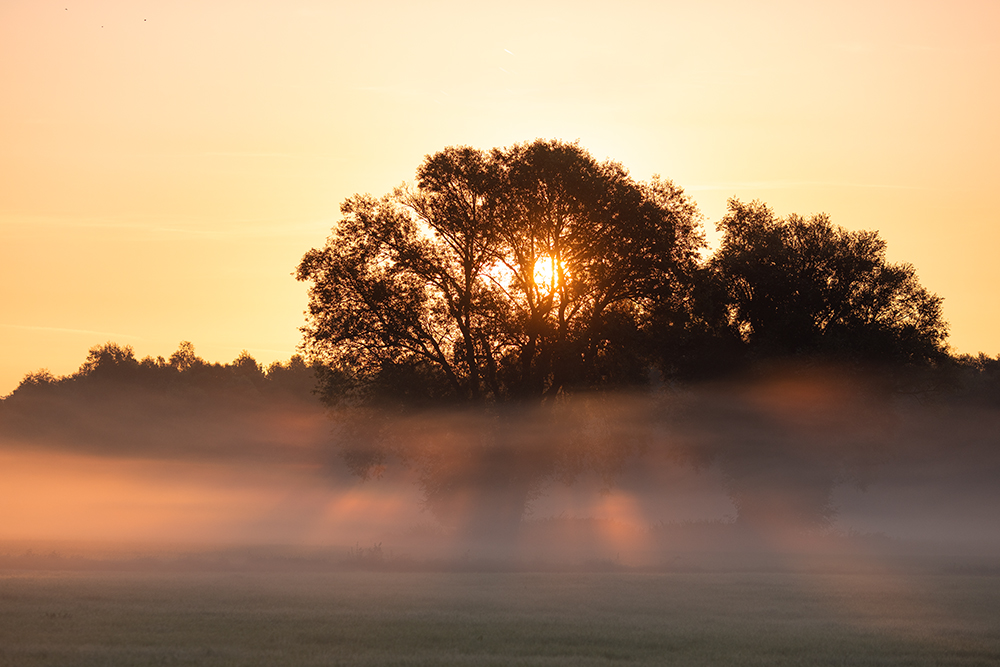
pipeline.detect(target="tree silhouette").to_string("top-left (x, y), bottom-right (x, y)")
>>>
top-left (708, 198), bottom-right (948, 368)
top-left (168, 340), bottom-right (199, 371)
top-left (692, 199), bottom-right (949, 529)
top-left (297, 140), bottom-right (703, 538)
top-left (298, 148), bottom-right (958, 537)
top-left (298, 140), bottom-right (703, 408)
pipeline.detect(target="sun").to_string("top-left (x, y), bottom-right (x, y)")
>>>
top-left (479, 254), bottom-right (567, 295)
top-left (532, 254), bottom-right (565, 291)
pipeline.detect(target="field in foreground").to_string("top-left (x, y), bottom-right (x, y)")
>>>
top-left (1, 570), bottom-right (999, 666)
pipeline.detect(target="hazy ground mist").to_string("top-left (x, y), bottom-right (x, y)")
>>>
top-left (2, 368), bottom-right (999, 571)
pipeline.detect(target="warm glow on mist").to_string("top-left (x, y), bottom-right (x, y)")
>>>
top-left (0, 448), bottom-right (426, 545)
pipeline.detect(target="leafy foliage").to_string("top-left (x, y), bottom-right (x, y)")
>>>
top-left (297, 140), bottom-right (703, 406)
top-left (707, 199), bottom-right (949, 368)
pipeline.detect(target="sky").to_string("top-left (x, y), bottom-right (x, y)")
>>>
top-left (2, 0), bottom-right (999, 395)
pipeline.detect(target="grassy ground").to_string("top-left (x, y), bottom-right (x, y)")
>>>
top-left (1, 570), bottom-right (998, 666)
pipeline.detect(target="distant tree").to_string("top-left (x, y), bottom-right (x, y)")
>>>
top-left (941, 353), bottom-right (1000, 407)
top-left (78, 342), bottom-right (140, 379)
top-left (169, 341), bottom-right (200, 372)
top-left (264, 355), bottom-right (320, 400)
top-left (3, 341), bottom-right (319, 404)
top-left (230, 350), bottom-right (266, 389)
top-left (707, 199), bottom-right (948, 368)
top-left (2, 369), bottom-right (58, 399)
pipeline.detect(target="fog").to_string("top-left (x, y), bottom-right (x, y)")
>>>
top-left (2, 368), bottom-right (999, 570)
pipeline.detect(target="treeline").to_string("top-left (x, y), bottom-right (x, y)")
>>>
top-left (3, 336), bottom-right (998, 414)
top-left (6, 341), bottom-right (319, 403)
top-left (0, 342), bottom-right (329, 462)
top-left (939, 352), bottom-right (1000, 407)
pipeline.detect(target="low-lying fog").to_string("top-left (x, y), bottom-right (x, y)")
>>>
top-left (2, 369), bottom-right (998, 569)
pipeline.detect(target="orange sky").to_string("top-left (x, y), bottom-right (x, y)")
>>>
top-left (2, 0), bottom-right (998, 394)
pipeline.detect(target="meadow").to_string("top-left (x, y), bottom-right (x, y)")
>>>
top-left (2, 567), bottom-right (999, 666)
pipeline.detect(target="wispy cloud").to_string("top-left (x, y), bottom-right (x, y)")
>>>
top-left (242, 347), bottom-right (298, 357)
top-left (0, 324), bottom-right (143, 340)
top-left (201, 152), bottom-right (292, 158)
top-left (0, 215), bottom-right (334, 239)
top-left (686, 180), bottom-right (917, 192)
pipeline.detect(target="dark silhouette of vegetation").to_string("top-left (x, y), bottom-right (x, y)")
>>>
top-left (0, 342), bottom-right (326, 461)
top-left (706, 199), bottom-right (949, 369)
top-left (297, 139), bottom-right (703, 537)
top-left (295, 140), bottom-right (975, 536)
top-left (297, 139), bottom-right (703, 407)
top-left (4, 341), bottom-right (319, 403)
top-left (672, 200), bottom-right (952, 529)
top-left (5, 141), bottom-right (997, 541)
top-left (937, 353), bottom-right (1000, 408)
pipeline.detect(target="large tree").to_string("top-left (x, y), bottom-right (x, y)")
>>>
top-left (296, 140), bottom-right (702, 538)
top-left (297, 140), bottom-right (703, 407)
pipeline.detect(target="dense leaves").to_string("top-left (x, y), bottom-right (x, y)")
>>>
top-left (707, 199), bottom-right (948, 368)
top-left (297, 140), bottom-right (703, 406)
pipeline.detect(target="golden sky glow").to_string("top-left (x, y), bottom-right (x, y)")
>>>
top-left (2, 0), bottom-right (999, 392)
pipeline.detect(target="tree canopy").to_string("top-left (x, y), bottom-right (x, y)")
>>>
top-left (297, 140), bottom-right (703, 406)
top-left (706, 199), bottom-right (949, 369)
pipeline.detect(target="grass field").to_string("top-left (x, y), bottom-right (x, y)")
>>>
top-left (2, 569), bottom-right (999, 666)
